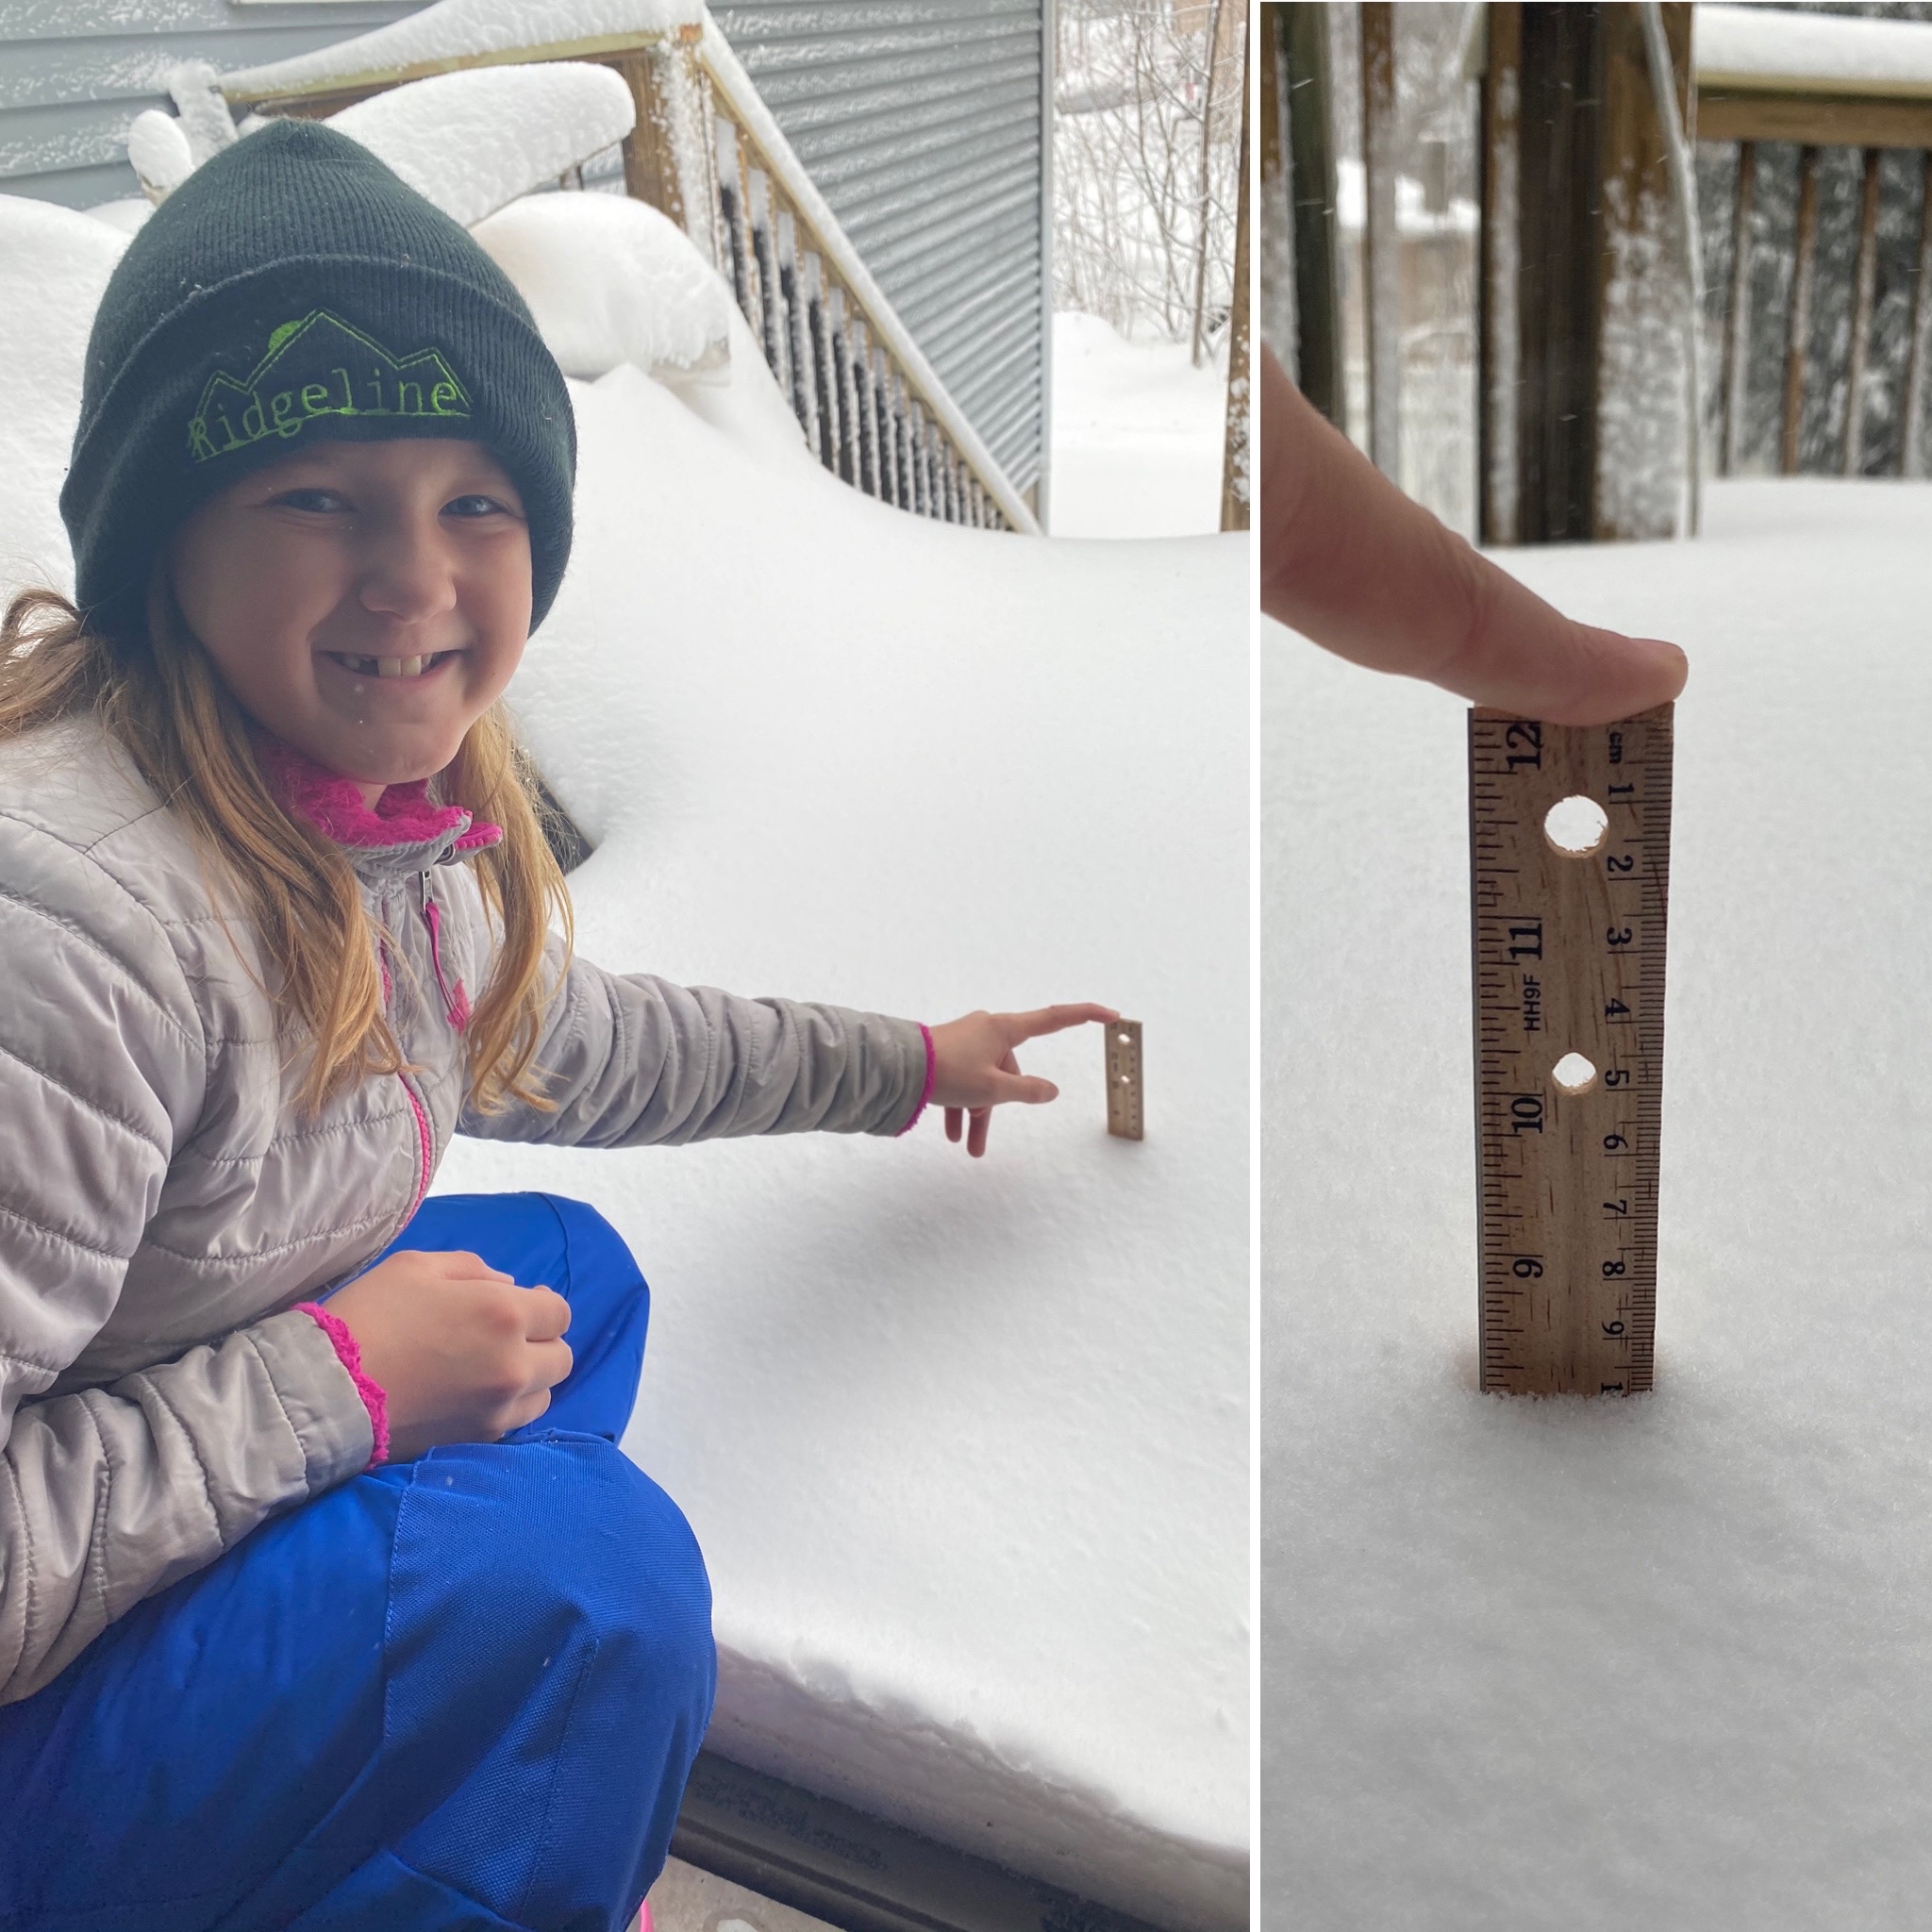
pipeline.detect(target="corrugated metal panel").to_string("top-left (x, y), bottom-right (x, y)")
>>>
top-left (709, 0), bottom-right (1047, 497)
top-left (0, 3), bottom-right (426, 207)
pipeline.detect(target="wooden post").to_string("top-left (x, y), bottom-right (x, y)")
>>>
top-left (1783, 143), bottom-right (1822, 475)
top-left (1844, 147), bottom-right (1883, 475)
top-left (1905, 153), bottom-right (1932, 477)
top-left (1482, 4), bottom-right (1693, 543)
top-left (1280, 3), bottom-right (1344, 427)
top-left (1720, 141), bottom-right (1756, 476)
top-left (1360, 2), bottom-right (1400, 476)
top-left (1479, 1), bottom-right (1524, 545)
top-left (1258, 3), bottom-right (1294, 369)
top-left (1593, 1), bottom-right (1694, 541)
top-left (617, 46), bottom-right (688, 229)
top-left (1222, 33), bottom-right (1251, 535)
top-left (1516, 2), bottom-right (1603, 542)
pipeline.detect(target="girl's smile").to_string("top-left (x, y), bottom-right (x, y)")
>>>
top-left (170, 437), bottom-right (534, 804)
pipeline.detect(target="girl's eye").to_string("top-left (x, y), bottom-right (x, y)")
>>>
top-left (275, 488), bottom-right (346, 513)
top-left (444, 493), bottom-right (513, 519)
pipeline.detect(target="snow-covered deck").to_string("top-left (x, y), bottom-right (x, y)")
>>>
top-left (1269, 478), bottom-right (1932, 1924)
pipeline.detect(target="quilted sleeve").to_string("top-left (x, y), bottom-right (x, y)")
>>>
top-left (0, 818), bottom-right (373, 1707)
top-left (458, 926), bottom-right (932, 1149)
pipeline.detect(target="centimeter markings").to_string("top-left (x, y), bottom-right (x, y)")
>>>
top-left (1469, 704), bottom-right (1674, 1396)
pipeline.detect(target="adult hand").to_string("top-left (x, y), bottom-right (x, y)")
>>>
top-left (325, 1249), bottom-right (573, 1462)
top-left (1258, 342), bottom-right (1688, 725)
top-left (928, 1003), bottom-right (1120, 1158)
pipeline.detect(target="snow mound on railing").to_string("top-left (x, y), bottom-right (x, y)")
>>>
top-left (328, 63), bottom-right (635, 230)
top-left (1696, 1), bottom-right (1932, 94)
top-left (222, 0), bottom-right (703, 95)
top-left (0, 197), bottom-right (127, 604)
top-left (473, 192), bottom-right (729, 381)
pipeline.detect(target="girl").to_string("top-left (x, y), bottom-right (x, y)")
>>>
top-left (0, 119), bottom-right (1111, 1931)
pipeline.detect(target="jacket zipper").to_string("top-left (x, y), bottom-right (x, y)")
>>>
top-left (378, 915), bottom-right (435, 1224)
top-left (418, 870), bottom-right (470, 1032)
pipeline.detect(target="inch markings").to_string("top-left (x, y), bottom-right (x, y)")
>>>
top-left (1469, 705), bottom-right (1673, 1395)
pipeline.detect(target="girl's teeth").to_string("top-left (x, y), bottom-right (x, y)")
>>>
top-left (332, 652), bottom-right (441, 677)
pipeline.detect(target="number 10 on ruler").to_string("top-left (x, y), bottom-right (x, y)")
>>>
top-left (1469, 705), bottom-right (1674, 1396)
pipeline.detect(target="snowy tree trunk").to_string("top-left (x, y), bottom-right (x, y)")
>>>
top-left (1222, 49), bottom-right (1251, 533)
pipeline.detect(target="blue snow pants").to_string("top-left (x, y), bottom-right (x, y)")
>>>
top-left (0, 1193), bottom-right (717, 1932)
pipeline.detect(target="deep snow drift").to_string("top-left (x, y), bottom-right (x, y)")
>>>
top-left (0, 152), bottom-right (1247, 1927)
top-left (1267, 480), bottom-right (1932, 1927)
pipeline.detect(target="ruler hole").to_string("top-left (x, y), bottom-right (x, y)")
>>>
top-left (1543, 794), bottom-right (1609, 858)
top-left (1552, 1051), bottom-right (1598, 1095)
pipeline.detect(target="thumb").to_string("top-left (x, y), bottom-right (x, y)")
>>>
top-left (995, 1073), bottom-right (1059, 1106)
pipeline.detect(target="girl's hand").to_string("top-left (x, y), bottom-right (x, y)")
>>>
top-left (325, 1249), bottom-right (573, 1462)
top-left (929, 1003), bottom-right (1120, 1158)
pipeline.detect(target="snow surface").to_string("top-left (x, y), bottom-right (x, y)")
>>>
top-left (221, 0), bottom-right (704, 95)
top-left (83, 199), bottom-right (151, 239)
top-left (473, 192), bottom-right (729, 380)
top-left (1696, 2), bottom-right (1932, 96)
top-left (440, 348), bottom-right (1248, 1931)
top-left (1048, 311), bottom-right (1226, 539)
top-left (327, 63), bottom-right (635, 231)
top-left (0, 197), bottom-right (127, 602)
top-left (1268, 478), bottom-right (1932, 1926)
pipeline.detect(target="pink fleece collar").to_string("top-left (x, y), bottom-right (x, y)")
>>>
top-left (256, 735), bottom-right (503, 857)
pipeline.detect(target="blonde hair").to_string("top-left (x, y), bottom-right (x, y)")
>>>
top-left (0, 581), bottom-right (573, 1117)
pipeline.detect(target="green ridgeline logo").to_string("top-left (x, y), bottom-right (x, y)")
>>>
top-left (187, 309), bottom-right (471, 462)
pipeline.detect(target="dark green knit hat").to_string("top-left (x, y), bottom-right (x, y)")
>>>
top-left (63, 117), bottom-right (575, 641)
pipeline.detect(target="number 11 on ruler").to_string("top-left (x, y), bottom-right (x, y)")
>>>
top-left (1469, 706), bottom-right (1674, 1395)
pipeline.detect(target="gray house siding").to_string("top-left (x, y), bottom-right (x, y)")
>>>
top-left (0, 2), bottom-right (426, 208)
top-left (0, 0), bottom-right (1048, 505)
top-left (708, 0), bottom-right (1049, 500)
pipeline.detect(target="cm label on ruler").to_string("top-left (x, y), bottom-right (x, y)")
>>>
top-left (1469, 704), bottom-right (1674, 1398)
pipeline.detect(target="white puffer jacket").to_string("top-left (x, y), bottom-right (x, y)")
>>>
top-left (0, 718), bottom-right (928, 1707)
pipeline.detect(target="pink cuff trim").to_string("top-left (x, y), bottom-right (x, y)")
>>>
top-left (897, 1023), bottom-right (938, 1136)
top-left (295, 1301), bottom-right (390, 1469)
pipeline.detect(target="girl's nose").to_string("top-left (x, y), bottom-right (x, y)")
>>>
top-left (358, 517), bottom-right (458, 624)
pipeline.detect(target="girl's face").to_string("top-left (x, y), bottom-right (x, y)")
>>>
top-left (169, 438), bottom-right (533, 804)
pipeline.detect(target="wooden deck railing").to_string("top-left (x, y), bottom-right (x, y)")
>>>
top-left (224, 20), bottom-right (1039, 533)
top-left (1700, 93), bottom-right (1932, 479)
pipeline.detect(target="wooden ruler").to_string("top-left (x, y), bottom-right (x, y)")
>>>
top-left (1106, 1020), bottom-right (1143, 1141)
top-left (1470, 704), bottom-right (1674, 1395)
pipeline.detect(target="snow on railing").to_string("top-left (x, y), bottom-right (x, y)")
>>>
top-left (221, 4), bottom-right (1038, 534)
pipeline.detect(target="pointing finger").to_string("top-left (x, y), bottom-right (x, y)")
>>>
top-left (1002, 1003), bottom-right (1120, 1044)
